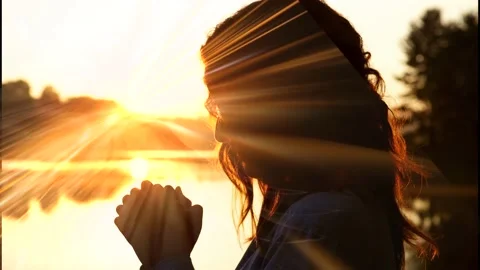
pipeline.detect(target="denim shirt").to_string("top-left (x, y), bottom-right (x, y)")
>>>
top-left (153, 191), bottom-right (396, 270)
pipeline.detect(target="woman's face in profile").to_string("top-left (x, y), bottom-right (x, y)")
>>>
top-left (214, 116), bottom-right (263, 178)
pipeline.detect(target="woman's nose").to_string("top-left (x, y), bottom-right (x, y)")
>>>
top-left (214, 120), bottom-right (229, 143)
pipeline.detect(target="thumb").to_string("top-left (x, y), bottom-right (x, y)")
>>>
top-left (188, 205), bottom-right (203, 244)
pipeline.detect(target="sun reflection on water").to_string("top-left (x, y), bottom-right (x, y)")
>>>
top-left (129, 157), bottom-right (150, 185)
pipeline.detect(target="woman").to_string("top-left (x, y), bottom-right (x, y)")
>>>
top-left (115, 0), bottom-right (438, 269)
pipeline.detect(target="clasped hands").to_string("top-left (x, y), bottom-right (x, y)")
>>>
top-left (114, 181), bottom-right (203, 268)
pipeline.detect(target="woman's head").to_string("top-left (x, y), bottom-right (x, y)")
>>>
top-left (200, 0), bottom-right (437, 267)
top-left (202, 0), bottom-right (390, 179)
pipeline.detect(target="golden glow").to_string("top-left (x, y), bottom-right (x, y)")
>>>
top-left (80, 129), bottom-right (91, 142)
top-left (105, 114), bottom-right (120, 126)
top-left (129, 157), bottom-right (150, 181)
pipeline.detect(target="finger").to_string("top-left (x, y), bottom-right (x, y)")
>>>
top-left (163, 186), bottom-right (179, 219)
top-left (164, 186), bottom-right (179, 217)
top-left (120, 188), bottom-right (149, 240)
top-left (130, 188), bottom-right (140, 195)
top-left (164, 185), bottom-right (177, 209)
top-left (151, 184), bottom-right (167, 260)
top-left (164, 185), bottom-right (175, 194)
top-left (161, 188), bottom-right (191, 252)
top-left (122, 195), bottom-right (129, 204)
top-left (163, 186), bottom-right (186, 226)
top-left (175, 186), bottom-right (192, 208)
top-left (152, 184), bottom-right (165, 194)
top-left (116, 205), bottom-right (123, 215)
top-left (115, 190), bottom-right (137, 232)
top-left (129, 182), bottom-right (157, 258)
top-left (141, 180), bottom-right (153, 190)
top-left (151, 184), bottom-right (165, 223)
top-left (189, 205), bottom-right (203, 245)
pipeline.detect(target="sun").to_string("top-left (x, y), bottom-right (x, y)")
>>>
top-left (129, 157), bottom-right (150, 181)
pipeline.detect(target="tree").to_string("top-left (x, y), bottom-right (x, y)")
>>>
top-left (397, 9), bottom-right (478, 270)
top-left (1, 80), bottom-right (37, 155)
top-left (39, 85), bottom-right (61, 105)
top-left (1, 79), bottom-right (34, 107)
top-left (398, 9), bottom-right (478, 184)
top-left (63, 97), bottom-right (118, 115)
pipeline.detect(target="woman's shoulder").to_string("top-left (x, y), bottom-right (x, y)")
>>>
top-left (276, 191), bottom-right (371, 236)
top-left (267, 191), bottom-right (393, 269)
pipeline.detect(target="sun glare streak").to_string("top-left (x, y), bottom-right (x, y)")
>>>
top-left (1, 106), bottom-right (64, 147)
top-left (1, 129), bottom-right (101, 187)
top-left (204, 2), bottom-right (301, 66)
top-left (0, 124), bottom-right (112, 211)
top-left (0, 107), bottom-right (134, 219)
top-left (201, 1), bottom-right (268, 60)
top-left (1, 108), bottom-right (118, 156)
top-left (208, 47), bottom-right (343, 92)
top-left (3, 115), bottom-right (108, 160)
top-left (291, 235), bottom-right (352, 270)
top-left (230, 133), bottom-right (395, 171)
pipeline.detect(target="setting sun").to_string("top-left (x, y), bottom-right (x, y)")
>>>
top-left (129, 157), bottom-right (150, 181)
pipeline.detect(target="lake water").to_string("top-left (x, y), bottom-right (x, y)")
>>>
top-left (2, 155), bottom-right (262, 270)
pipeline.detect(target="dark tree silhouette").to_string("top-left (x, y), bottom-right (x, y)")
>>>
top-left (397, 9), bottom-right (478, 270)
top-left (63, 96), bottom-right (118, 115)
top-left (398, 9), bottom-right (478, 184)
top-left (1, 80), bottom-right (38, 152)
top-left (39, 85), bottom-right (61, 106)
top-left (2, 79), bottom-right (35, 109)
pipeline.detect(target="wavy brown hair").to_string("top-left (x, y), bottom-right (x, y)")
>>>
top-left (200, 0), bottom-right (438, 269)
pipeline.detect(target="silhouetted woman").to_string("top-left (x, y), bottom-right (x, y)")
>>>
top-left (115, 0), bottom-right (438, 269)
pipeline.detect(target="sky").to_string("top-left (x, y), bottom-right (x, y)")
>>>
top-left (2, 0), bottom-right (478, 117)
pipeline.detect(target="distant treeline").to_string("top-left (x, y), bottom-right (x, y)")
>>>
top-left (2, 80), bottom-right (119, 155)
top-left (1, 80), bottom-right (215, 156)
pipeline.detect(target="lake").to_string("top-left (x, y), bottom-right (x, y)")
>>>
top-left (2, 153), bottom-right (263, 270)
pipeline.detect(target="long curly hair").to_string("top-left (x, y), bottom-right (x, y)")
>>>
top-left (200, 0), bottom-right (438, 268)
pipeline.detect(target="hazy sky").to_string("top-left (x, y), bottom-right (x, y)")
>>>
top-left (2, 0), bottom-right (477, 117)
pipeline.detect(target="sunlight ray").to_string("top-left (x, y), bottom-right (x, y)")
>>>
top-left (203, 1), bottom-right (299, 65)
